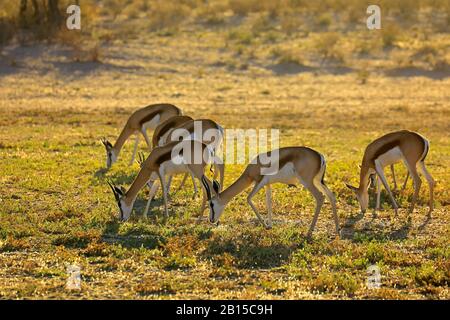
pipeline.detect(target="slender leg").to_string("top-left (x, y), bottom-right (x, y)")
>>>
top-left (318, 181), bottom-right (339, 236)
top-left (247, 180), bottom-right (270, 228)
top-left (265, 185), bottom-right (273, 228)
top-left (304, 181), bottom-right (325, 239)
top-left (158, 172), bottom-right (169, 218)
top-left (191, 173), bottom-right (198, 199)
top-left (375, 160), bottom-right (398, 215)
top-left (418, 161), bottom-right (435, 215)
top-left (172, 173), bottom-right (192, 198)
top-left (141, 128), bottom-right (152, 149)
top-left (129, 134), bottom-right (139, 166)
top-left (198, 187), bottom-right (208, 219)
top-left (406, 164), bottom-right (422, 214)
top-left (375, 175), bottom-right (381, 213)
top-left (143, 181), bottom-right (159, 217)
top-left (166, 175), bottom-right (173, 197)
top-left (401, 171), bottom-right (410, 192)
top-left (174, 173), bottom-right (189, 194)
top-left (391, 164), bottom-right (397, 191)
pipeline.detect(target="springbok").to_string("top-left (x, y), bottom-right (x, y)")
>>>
top-left (207, 147), bottom-right (339, 238)
top-left (346, 130), bottom-right (434, 215)
top-left (101, 103), bottom-right (182, 168)
top-left (147, 118), bottom-right (225, 202)
top-left (108, 140), bottom-right (219, 221)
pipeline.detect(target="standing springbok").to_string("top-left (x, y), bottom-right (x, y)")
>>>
top-left (207, 147), bottom-right (339, 238)
top-left (346, 130), bottom-right (434, 215)
top-left (101, 103), bottom-right (182, 168)
top-left (108, 140), bottom-right (219, 221)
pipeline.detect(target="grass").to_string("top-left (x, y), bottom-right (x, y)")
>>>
top-left (0, 0), bottom-right (449, 300)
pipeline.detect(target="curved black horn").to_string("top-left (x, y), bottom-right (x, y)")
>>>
top-left (107, 180), bottom-right (120, 201)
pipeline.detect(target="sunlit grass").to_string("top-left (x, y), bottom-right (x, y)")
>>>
top-left (0, 0), bottom-right (449, 300)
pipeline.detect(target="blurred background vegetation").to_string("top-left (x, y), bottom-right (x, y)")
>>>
top-left (1, 0), bottom-right (449, 71)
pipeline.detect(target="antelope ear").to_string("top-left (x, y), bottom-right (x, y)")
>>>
top-left (345, 183), bottom-right (357, 191)
top-left (101, 138), bottom-right (107, 146)
top-left (212, 180), bottom-right (220, 194)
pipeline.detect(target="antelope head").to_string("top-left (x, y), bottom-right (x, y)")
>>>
top-left (107, 180), bottom-right (132, 221)
top-left (345, 182), bottom-right (369, 214)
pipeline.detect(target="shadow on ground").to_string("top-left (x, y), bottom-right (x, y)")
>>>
top-left (385, 66), bottom-right (450, 80)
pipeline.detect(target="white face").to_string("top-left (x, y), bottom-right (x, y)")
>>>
top-left (106, 149), bottom-right (117, 168)
top-left (355, 189), bottom-right (369, 213)
top-left (209, 198), bottom-right (225, 224)
top-left (118, 198), bottom-right (133, 222)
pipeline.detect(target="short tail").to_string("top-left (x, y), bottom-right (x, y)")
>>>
top-left (420, 137), bottom-right (430, 162)
top-left (318, 153), bottom-right (327, 185)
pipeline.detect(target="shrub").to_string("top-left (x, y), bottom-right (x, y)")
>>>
top-left (0, 18), bottom-right (16, 46)
top-left (313, 32), bottom-right (345, 64)
top-left (310, 272), bottom-right (359, 295)
top-left (147, 1), bottom-right (190, 31)
top-left (381, 24), bottom-right (401, 48)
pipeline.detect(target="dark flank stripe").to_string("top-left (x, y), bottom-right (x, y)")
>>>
top-left (138, 110), bottom-right (160, 127)
top-left (372, 140), bottom-right (400, 161)
top-left (158, 116), bottom-right (193, 140)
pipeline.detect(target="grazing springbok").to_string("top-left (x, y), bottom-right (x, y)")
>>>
top-left (101, 103), bottom-right (182, 168)
top-left (108, 140), bottom-right (219, 221)
top-left (207, 147), bottom-right (339, 238)
top-left (150, 118), bottom-right (225, 200)
top-left (346, 130), bottom-right (434, 215)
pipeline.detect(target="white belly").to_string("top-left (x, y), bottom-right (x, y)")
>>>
top-left (160, 158), bottom-right (189, 175)
top-left (264, 163), bottom-right (298, 185)
top-left (376, 146), bottom-right (403, 167)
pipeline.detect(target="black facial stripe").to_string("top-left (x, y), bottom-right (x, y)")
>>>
top-left (210, 201), bottom-right (215, 220)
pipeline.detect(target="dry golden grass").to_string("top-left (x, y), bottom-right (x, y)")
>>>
top-left (0, 0), bottom-right (449, 300)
